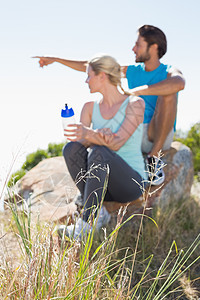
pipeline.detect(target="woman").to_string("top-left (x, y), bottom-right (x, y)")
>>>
top-left (61, 54), bottom-right (146, 239)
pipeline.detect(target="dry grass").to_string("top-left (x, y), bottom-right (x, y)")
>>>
top-left (0, 193), bottom-right (199, 299)
top-left (110, 195), bottom-right (200, 299)
top-left (0, 152), bottom-right (200, 299)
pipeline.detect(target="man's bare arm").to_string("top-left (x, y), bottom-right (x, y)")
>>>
top-left (122, 65), bottom-right (185, 96)
top-left (33, 56), bottom-right (87, 72)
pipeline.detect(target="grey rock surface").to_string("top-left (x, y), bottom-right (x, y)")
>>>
top-left (104, 141), bottom-right (194, 215)
top-left (148, 141), bottom-right (194, 208)
top-left (5, 156), bottom-right (78, 222)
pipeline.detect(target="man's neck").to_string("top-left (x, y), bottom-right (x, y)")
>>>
top-left (144, 59), bottom-right (161, 72)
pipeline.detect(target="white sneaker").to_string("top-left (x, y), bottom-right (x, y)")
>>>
top-left (146, 156), bottom-right (165, 186)
top-left (56, 206), bottom-right (111, 240)
top-left (57, 218), bottom-right (92, 240)
top-left (95, 206), bottom-right (111, 230)
top-left (74, 194), bottom-right (84, 208)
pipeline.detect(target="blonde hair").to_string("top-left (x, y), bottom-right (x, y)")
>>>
top-left (88, 54), bottom-right (130, 95)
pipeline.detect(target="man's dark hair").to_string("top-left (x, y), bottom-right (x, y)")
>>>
top-left (138, 25), bottom-right (167, 59)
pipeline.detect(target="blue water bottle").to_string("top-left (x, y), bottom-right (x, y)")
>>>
top-left (61, 104), bottom-right (76, 141)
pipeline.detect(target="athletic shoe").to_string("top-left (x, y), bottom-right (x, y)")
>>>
top-left (146, 156), bottom-right (165, 186)
top-left (95, 205), bottom-right (111, 230)
top-left (57, 218), bottom-right (92, 240)
top-left (74, 194), bottom-right (84, 208)
top-left (56, 206), bottom-right (111, 240)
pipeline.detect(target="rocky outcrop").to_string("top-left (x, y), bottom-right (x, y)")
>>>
top-left (5, 156), bottom-right (78, 222)
top-left (5, 141), bottom-right (194, 222)
top-left (104, 141), bottom-right (194, 215)
top-left (148, 141), bottom-right (194, 207)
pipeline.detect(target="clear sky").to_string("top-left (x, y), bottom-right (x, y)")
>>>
top-left (0, 0), bottom-right (200, 197)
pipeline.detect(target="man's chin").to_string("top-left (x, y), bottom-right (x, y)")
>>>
top-left (135, 57), bottom-right (142, 63)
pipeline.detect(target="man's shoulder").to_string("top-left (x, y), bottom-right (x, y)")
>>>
top-left (159, 62), bottom-right (172, 72)
top-left (128, 63), bottom-right (144, 70)
top-left (126, 63), bottom-right (144, 77)
top-left (127, 63), bottom-right (171, 75)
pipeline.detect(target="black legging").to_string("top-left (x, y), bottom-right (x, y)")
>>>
top-left (63, 142), bottom-right (144, 222)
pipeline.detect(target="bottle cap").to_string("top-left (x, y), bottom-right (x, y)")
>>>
top-left (61, 103), bottom-right (75, 118)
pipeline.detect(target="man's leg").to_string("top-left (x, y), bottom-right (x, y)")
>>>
top-left (148, 94), bottom-right (177, 157)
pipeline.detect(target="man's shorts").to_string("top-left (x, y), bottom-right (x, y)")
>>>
top-left (141, 123), bottom-right (174, 154)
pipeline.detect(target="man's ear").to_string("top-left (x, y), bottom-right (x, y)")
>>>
top-left (150, 43), bottom-right (158, 52)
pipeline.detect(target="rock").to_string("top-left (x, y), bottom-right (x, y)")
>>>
top-left (191, 180), bottom-right (200, 205)
top-left (147, 141), bottom-right (194, 208)
top-left (105, 141), bottom-right (194, 216)
top-left (5, 141), bottom-right (194, 222)
top-left (5, 156), bottom-right (79, 223)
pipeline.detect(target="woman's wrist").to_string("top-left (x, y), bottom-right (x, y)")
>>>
top-left (84, 127), bottom-right (93, 141)
top-left (85, 128), bottom-right (105, 144)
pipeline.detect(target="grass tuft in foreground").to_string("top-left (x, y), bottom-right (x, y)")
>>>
top-left (0, 189), bottom-right (200, 299)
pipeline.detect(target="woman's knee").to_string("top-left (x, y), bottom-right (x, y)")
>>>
top-left (88, 145), bottom-right (111, 165)
top-left (63, 141), bottom-right (83, 161)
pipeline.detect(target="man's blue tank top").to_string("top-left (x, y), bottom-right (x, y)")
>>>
top-left (91, 96), bottom-right (146, 179)
top-left (126, 63), bottom-right (176, 129)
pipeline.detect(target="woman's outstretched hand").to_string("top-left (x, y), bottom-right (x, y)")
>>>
top-left (32, 56), bottom-right (55, 68)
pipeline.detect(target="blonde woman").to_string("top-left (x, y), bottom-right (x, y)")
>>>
top-left (60, 55), bottom-right (146, 239)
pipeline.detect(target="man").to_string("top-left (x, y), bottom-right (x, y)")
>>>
top-left (122, 25), bottom-right (185, 184)
top-left (34, 25), bottom-right (185, 185)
